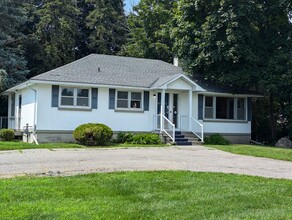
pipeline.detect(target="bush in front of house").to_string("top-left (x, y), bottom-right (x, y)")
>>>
top-left (73, 123), bottom-right (113, 146)
top-left (0, 129), bottom-right (15, 141)
top-left (117, 132), bottom-right (134, 143)
top-left (132, 133), bottom-right (162, 145)
top-left (204, 134), bottom-right (230, 145)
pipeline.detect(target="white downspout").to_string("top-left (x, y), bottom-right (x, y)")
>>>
top-left (26, 84), bottom-right (39, 145)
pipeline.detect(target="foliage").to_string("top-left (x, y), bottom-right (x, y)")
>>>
top-left (210, 144), bottom-right (292, 162)
top-left (0, 172), bottom-right (291, 219)
top-left (172, 0), bottom-right (292, 142)
top-left (117, 132), bottom-right (134, 143)
top-left (73, 123), bottom-right (113, 146)
top-left (204, 134), bottom-right (229, 145)
top-left (0, 129), bottom-right (15, 141)
top-left (0, 0), bottom-right (28, 91)
top-left (83, 0), bottom-right (128, 55)
top-left (31, 0), bottom-right (79, 71)
top-left (119, 0), bottom-right (177, 63)
top-left (132, 133), bottom-right (162, 145)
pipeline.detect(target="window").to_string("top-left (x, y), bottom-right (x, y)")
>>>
top-left (60, 87), bottom-right (90, 108)
top-left (116, 91), bottom-right (142, 110)
top-left (204, 96), bottom-right (246, 120)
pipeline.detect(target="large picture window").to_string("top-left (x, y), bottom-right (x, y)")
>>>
top-left (60, 87), bottom-right (90, 108)
top-left (116, 91), bottom-right (142, 110)
top-left (204, 96), bottom-right (246, 121)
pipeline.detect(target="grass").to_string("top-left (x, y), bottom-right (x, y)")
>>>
top-left (0, 171), bottom-right (291, 219)
top-left (0, 141), bottom-right (167, 151)
top-left (208, 144), bottom-right (292, 162)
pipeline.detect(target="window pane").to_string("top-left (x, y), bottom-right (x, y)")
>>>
top-left (77, 89), bottom-right (89, 98)
top-left (131, 101), bottom-right (141, 108)
top-left (62, 88), bottom-right (73, 96)
top-left (77, 98), bottom-right (89, 107)
top-left (118, 91), bottom-right (128, 99)
top-left (205, 97), bottom-right (213, 107)
top-left (61, 97), bottom-right (74, 106)
top-left (117, 100), bottom-right (128, 108)
top-left (131, 92), bottom-right (141, 100)
top-left (216, 97), bottom-right (234, 119)
top-left (237, 98), bottom-right (246, 120)
top-left (205, 107), bottom-right (214, 118)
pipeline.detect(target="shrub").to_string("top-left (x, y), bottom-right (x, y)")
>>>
top-left (117, 132), bottom-right (134, 143)
top-left (132, 133), bottom-right (162, 145)
top-left (0, 129), bottom-right (15, 141)
top-left (73, 123), bottom-right (113, 146)
top-left (204, 134), bottom-right (230, 145)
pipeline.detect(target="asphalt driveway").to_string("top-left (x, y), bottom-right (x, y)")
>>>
top-left (0, 146), bottom-right (291, 179)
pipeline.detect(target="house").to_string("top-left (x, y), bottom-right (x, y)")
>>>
top-left (3, 54), bottom-right (259, 144)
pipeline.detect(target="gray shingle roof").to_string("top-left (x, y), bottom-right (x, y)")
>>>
top-left (32, 54), bottom-right (184, 88)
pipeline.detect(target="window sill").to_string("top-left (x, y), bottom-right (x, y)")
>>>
top-left (114, 108), bottom-right (144, 113)
top-left (58, 106), bottom-right (92, 111)
top-left (203, 119), bottom-right (248, 123)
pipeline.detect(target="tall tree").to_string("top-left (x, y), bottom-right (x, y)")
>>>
top-left (173, 0), bottom-right (292, 141)
top-left (83, 0), bottom-right (128, 55)
top-left (32, 0), bottom-right (79, 71)
top-left (0, 0), bottom-right (28, 91)
top-left (120, 0), bottom-right (177, 63)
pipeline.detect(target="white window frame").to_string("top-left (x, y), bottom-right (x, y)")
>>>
top-left (59, 87), bottom-right (91, 109)
top-left (115, 90), bottom-right (143, 111)
top-left (203, 96), bottom-right (247, 121)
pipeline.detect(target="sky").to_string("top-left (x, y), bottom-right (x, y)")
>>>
top-left (124, 0), bottom-right (139, 12)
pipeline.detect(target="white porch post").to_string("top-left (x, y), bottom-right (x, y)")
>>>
top-left (160, 89), bottom-right (165, 132)
top-left (189, 89), bottom-right (193, 131)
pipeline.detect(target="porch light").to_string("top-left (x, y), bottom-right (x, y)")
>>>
top-left (153, 94), bottom-right (157, 98)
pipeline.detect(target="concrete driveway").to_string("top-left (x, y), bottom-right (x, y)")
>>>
top-left (0, 146), bottom-right (291, 179)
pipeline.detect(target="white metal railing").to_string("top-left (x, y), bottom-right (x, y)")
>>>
top-left (162, 115), bottom-right (175, 143)
top-left (190, 116), bottom-right (204, 143)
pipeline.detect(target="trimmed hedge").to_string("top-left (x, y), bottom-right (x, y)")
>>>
top-left (0, 129), bottom-right (15, 141)
top-left (204, 134), bottom-right (230, 145)
top-left (73, 123), bottom-right (113, 146)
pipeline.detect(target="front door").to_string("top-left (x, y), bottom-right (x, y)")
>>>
top-left (157, 93), bottom-right (179, 128)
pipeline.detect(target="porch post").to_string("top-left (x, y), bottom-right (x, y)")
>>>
top-left (189, 89), bottom-right (193, 131)
top-left (160, 89), bottom-right (165, 132)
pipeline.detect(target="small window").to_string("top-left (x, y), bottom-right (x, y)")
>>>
top-left (117, 91), bottom-right (128, 108)
top-left (204, 97), bottom-right (214, 118)
top-left (60, 87), bottom-right (90, 108)
top-left (61, 88), bottom-right (74, 106)
top-left (237, 98), bottom-right (246, 120)
top-left (116, 91), bottom-right (143, 110)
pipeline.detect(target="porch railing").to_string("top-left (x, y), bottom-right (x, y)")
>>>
top-left (190, 116), bottom-right (204, 143)
top-left (162, 115), bottom-right (175, 143)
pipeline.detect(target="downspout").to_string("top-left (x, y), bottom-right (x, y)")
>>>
top-left (25, 84), bottom-right (39, 145)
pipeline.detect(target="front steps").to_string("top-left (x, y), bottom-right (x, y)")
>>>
top-left (162, 131), bottom-right (202, 146)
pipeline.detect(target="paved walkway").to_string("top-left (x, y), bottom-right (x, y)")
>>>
top-left (0, 146), bottom-right (291, 179)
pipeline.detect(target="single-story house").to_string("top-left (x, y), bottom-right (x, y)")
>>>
top-left (3, 54), bottom-right (259, 144)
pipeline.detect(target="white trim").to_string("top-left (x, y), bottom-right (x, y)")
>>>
top-left (198, 91), bottom-right (262, 97)
top-left (59, 86), bottom-right (92, 110)
top-left (115, 90), bottom-right (144, 111)
top-left (203, 95), bottom-right (248, 122)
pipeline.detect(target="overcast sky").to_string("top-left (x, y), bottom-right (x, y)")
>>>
top-left (124, 0), bottom-right (139, 12)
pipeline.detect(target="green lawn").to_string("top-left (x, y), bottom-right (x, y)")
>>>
top-left (0, 171), bottom-right (291, 219)
top-left (209, 144), bottom-right (292, 162)
top-left (0, 141), bottom-right (167, 151)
